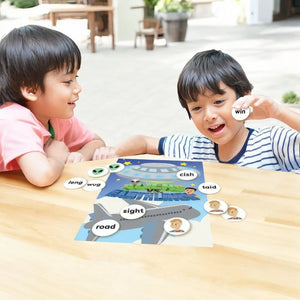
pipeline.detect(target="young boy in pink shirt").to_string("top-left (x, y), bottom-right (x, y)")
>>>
top-left (0, 25), bottom-right (113, 187)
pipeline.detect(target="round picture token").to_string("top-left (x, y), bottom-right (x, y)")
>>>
top-left (232, 106), bottom-right (253, 121)
top-left (204, 199), bottom-right (228, 215)
top-left (64, 177), bottom-right (87, 189)
top-left (82, 180), bottom-right (106, 192)
top-left (92, 219), bottom-right (120, 237)
top-left (198, 182), bottom-right (221, 194)
top-left (120, 204), bottom-right (146, 220)
top-left (164, 217), bottom-right (190, 236)
top-left (107, 163), bottom-right (125, 173)
top-left (87, 167), bottom-right (109, 178)
top-left (222, 205), bottom-right (246, 222)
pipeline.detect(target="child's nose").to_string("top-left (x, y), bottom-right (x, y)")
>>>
top-left (204, 107), bottom-right (217, 122)
top-left (73, 83), bottom-right (82, 94)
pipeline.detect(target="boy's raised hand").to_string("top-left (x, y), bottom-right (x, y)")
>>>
top-left (233, 94), bottom-right (300, 131)
top-left (233, 95), bottom-right (280, 120)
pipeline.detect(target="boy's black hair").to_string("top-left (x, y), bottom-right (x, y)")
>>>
top-left (0, 25), bottom-right (81, 107)
top-left (177, 49), bottom-right (253, 118)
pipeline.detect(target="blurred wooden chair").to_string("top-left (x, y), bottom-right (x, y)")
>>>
top-left (87, 0), bottom-right (115, 49)
top-left (134, 18), bottom-right (167, 49)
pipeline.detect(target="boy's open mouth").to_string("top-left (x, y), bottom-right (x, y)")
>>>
top-left (209, 124), bottom-right (225, 133)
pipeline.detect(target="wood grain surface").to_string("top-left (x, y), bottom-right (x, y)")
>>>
top-left (1, 156), bottom-right (299, 299)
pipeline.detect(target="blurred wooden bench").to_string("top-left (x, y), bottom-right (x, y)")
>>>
top-left (48, 1), bottom-right (114, 52)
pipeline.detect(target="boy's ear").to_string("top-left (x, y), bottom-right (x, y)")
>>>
top-left (20, 86), bottom-right (38, 101)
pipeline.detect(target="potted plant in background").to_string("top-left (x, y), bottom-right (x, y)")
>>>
top-left (157, 0), bottom-right (193, 42)
top-left (282, 91), bottom-right (300, 111)
top-left (143, 0), bottom-right (160, 18)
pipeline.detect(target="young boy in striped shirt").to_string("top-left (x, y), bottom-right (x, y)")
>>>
top-left (106, 50), bottom-right (300, 172)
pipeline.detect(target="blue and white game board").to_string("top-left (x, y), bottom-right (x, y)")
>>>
top-left (75, 158), bottom-right (213, 247)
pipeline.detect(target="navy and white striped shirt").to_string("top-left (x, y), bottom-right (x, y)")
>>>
top-left (158, 127), bottom-right (300, 172)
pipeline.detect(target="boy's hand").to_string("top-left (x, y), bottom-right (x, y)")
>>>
top-left (93, 146), bottom-right (117, 160)
top-left (44, 139), bottom-right (69, 164)
top-left (66, 152), bottom-right (85, 163)
top-left (233, 95), bottom-right (280, 120)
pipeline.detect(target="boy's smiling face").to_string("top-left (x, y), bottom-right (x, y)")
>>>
top-left (26, 67), bottom-right (81, 128)
top-left (187, 82), bottom-right (249, 158)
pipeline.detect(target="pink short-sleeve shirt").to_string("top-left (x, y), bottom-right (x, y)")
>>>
top-left (0, 102), bottom-right (95, 171)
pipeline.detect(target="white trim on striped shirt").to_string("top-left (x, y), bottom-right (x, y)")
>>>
top-left (160, 126), bottom-right (300, 172)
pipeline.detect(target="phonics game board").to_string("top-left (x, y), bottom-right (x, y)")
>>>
top-left (75, 158), bottom-right (213, 247)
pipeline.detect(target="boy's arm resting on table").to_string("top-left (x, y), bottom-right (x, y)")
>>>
top-left (115, 135), bottom-right (160, 157)
top-left (67, 134), bottom-right (106, 163)
top-left (17, 139), bottom-right (69, 187)
top-left (93, 135), bottom-right (160, 160)
top-left (16, 135), bottom-right (107, 186)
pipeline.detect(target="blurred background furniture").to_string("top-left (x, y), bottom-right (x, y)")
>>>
top-left (134, 17), bottom-right (167, 50)
top-left (89, 0), bottom-right (112, 43)
top-left (49, 0), bottom-right (114, 52)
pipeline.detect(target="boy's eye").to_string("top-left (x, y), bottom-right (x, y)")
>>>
top-left (191, 106), bottom-right (201, 112)
top-left (215, 99), bottom-right (225, 105)
top-left (63, 75), bottom-right (79, 84)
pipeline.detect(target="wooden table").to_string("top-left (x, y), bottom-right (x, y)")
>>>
top-left (1, 156), bottom-right (299, 299)
top-left (49, 4), bottom-right (115, 53)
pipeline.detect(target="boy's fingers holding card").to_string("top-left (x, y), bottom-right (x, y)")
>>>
top-left (232, 106), bottom-right (253, 121)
